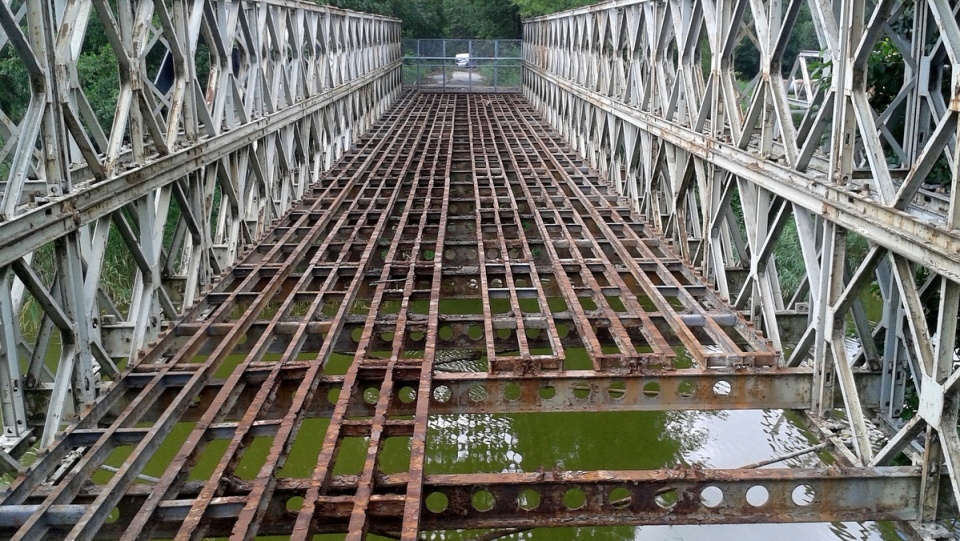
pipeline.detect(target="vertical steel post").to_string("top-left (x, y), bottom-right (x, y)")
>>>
top-left (0, 268), bottom-right (27, 444)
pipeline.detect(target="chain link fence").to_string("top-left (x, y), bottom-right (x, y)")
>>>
top-left (402, 39), bottom-right (522, 92)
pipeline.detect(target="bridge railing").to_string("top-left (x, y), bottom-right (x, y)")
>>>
top-left (522, 0), bottom-right (960, 527)
top-left (0, 0), bottom-right (401, 466)
top-left (402, 39), bottom-right (522, 92)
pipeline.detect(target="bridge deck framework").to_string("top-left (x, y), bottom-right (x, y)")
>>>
top-left (0, 92), bottom-right (922, 540)
top-left (1, 0), bottom-right (960, 537)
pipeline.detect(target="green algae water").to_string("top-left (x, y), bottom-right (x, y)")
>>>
top-left (79, 376), bottom-right (912, 540)
top-left (107, 409), bottom-right (908, 540)
top-left (44, 295), bottom-right (909, 541)
top-left (129, 409), bottom-right (906, 540)
top-left (417, 409), bottom-right (908, 541)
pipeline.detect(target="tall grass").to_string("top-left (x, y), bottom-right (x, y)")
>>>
top-left (772, 219), bottom-right (872, 303)
top-left (772, 219), bottom-right (806, 298)
top-left (727, 189), bottom-right (873, 307)
top-left (17, 196), bottom-right (185, 338)
top-left (18, 230), bottom-right (138, 339)
top-left (479, 62), bottom-right (522, 88)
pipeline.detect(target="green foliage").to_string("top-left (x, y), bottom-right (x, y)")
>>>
top-left (0, 48), bottom-right (27, 178)
top-left (782, 9), bottom-right (821, 75)
top-left (0, 48), bottom-right (30, 126)
top-left (387, 1), bottom-right (449, 38)
top-left (479, 62), bottom-right (523, 87)
top-left (796, 38), bottom-right (905, 115)
top-left (807, 54), bottom-right (832, 90)
top-left (324, 0), bottom-right (448, 37)
top-left (325, 0), bottom-right (523, 38)
top-left (928, 155), bottom-right (952, 186)
top-left (445, 1), bottom-right (522, 39)
top-left (510, 0), bottom-right (597, 17)
top-left (866, 37), bottom-right (904, 112)
top-left (773, 221), bottom-right (873, 302)
top-left (0, 8), bottom-right (118, 137)
top-left (733, 5), bottom-right (820, 80)
top-left (773, 220), bottom-right (805, 297)
top-left (19, 231), bottom-right (137, 337)
top-left (76, 42), bottom-right (121, 132)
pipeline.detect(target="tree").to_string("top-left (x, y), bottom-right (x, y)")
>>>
top-left (328, 0), bottom-right (522, 39)
top-left (325, 0), bottom-right (447, 37)
top-left (446, 0), bottom-right (522, 39)
top-left (510, 0), bottom-right (596, 18)
top-left (734, 5), bottom-right (821, 80)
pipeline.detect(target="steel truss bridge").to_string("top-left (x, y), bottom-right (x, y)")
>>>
top-left (0, 0), bottom-right (958, 539)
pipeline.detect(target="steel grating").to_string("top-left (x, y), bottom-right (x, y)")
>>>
top-left (0, 92), bottom-right (923, 539)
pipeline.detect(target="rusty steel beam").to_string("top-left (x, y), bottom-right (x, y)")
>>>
top-left (38, 365), bottom-right (882, 421)
top-left (418, 467), bottom-right (924, 529)
top-left (0, 468), bottom-right (929, 538)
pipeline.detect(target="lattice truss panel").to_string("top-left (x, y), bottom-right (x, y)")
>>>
top-left (0, 0), bottom-right (402, 466)
top-left (0, 91), bottom-right (924, 540)
top-left (524, 0), bottom-right (960, 527)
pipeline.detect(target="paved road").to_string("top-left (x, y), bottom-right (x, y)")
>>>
top-left (430, 69), bottom-right (487, 84)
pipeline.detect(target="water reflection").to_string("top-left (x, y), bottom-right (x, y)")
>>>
top-left (633, 522), bottom-right (909, 541)
top-left (681, 409), bottom-right (820, 469)
top-left (424, 409), bottom-right (908, 540)
top-left (427, 411), bottom-right (689, 474)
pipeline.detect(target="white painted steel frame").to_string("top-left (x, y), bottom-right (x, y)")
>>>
top-left (523, 0), bottom-right (960, 528)
top-left (0, 0), bottom-right (402, 467)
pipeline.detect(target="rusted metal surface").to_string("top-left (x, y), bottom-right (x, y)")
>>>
top-left (0, 468), bottom-right (928, 537)
top-left (0, 92), bottom-right (933, 538)
top-left (418, 467), bottom-right (923, 529)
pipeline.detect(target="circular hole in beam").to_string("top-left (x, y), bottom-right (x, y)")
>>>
top-left (286, 496), bottom-right (305, 512)
top-left (563, 488), bottom-right (586, 510)
top-left (468, 325), bottom-right (484, 340)
top-left (518, 488), bottom-right (541, 511)
top-left (700, 486), bottom-right (723, 508)
top-left (398, 387), bottom-right (417, 404)
top-left (792, 484), bottom-right (815, 506)
top-left (609, 487), bottom-right (632, 509)
top-left (677, 380), bottom-right (697, 398)
top-left (655, 487), bottom-right (679, 509)
top-left (468, 384), bottom-right (488, 402)
top-left (432, 385), bottom-right (451, 403)
top-left (713, 380), bottom-right (732, 396)
top-left (504, 382), bottom-right (522, 401)
top-left (608, 381), bottom-right (626, 400)
top-left (426, 492), bottom-right (449, 513)
top-left (472, 489), bottom-right (496, 512)
top-left (746, 486), bottom-right (769, 507)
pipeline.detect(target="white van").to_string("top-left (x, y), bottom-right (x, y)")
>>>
top-left (455, 53), bottom-right (472, 68)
